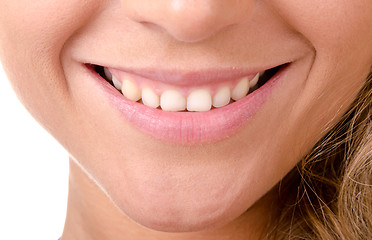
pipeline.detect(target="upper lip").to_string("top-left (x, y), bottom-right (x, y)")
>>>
top-left (105, 63), bottom-right (286, 86)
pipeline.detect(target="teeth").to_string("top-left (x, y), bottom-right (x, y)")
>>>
top-left (142, 87), bottom-right (160, 108)
top-left (160, 90), bottom-right (186, 111)
top-left (122, 79), bottom-right (141, 101)
top-left (213, 86), bottom-right (231, 108)
top-left (109, 72), bottom-right (264, 111)
top-left (249, 73), bottom-right (260, 88)
top-left (104, 67), bottom-right (112, 81)
top-left (231, 77), bottom-right (249, 101)
top-left (187, 89), bottom-right (212, 112)
top-left (112, 76), bottom-right (122, 90)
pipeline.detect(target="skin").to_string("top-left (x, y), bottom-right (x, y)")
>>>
top-left (1, 0), bottom-right (372, 239)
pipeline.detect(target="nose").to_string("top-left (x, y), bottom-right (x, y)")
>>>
top-left (121, 0), bottom-right (255, 42)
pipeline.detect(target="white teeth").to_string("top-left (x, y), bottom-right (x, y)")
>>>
top-left (187, 89), bottom-right (212, 112)
top-left (249, 73), bottom-right (260, 88)
top-left (122, 79), bottom-right (141, 101)
top-left (213, 86), bottom-right (231, 108)
top-left (110, 72), bottom-right (264, 111)
top-left (160, 90), bottom-right (186, 111)
top-left (112, 76), bottom-right (122, 90)
top-left (142, 87), bottom-right (160, 108)
top-left (104, 67), bottom-right (112, 81)
top-left (231, 77), bottom-right (249, 101)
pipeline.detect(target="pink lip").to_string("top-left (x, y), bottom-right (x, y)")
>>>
top-left (88, 64), bottom-right (288, 144)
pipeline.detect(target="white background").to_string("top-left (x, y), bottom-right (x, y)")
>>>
top-left (0, 63), bottom-right (69, 240)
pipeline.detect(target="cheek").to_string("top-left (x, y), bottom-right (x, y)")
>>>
top-left (272, 0), bottom-right (372, 128)
top-left (0, 0), bottom-right (103, 49)
top-left (272, 0), bottom-right (372, 61)
top-left (0, 0), bottom-right (103, 133)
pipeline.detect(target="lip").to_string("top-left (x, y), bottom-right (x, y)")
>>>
top-left (85, 64), bottom-right (289, 144)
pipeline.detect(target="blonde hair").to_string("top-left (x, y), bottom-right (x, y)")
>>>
top-left (270, 69), bottom-right (372, 239)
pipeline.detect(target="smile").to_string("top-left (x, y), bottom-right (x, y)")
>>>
top-left (93, 65), bottom-right (283, 112)
top-left (87, 63), bottom-right (289, 143)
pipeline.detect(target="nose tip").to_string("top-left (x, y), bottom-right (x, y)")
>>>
top-left (122, 0), bottom-right (254, 42)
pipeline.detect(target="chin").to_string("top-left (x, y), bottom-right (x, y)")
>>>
top-left (107, 182), bottom-right (258, 232)
top-left (118, 202), bottom-right (243, 232)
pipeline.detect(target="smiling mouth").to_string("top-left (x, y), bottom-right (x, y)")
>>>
top-left (91, 64), bottom-right (283, 112)
top-left (84, 62), bottom-right (289, 143)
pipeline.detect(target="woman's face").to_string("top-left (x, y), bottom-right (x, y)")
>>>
top-left (1, 0), bottom-right (371, 232)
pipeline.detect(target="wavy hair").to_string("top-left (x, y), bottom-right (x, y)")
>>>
top-left (269, 69), bottom-right (372, 239)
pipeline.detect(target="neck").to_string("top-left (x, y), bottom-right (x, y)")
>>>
top-left (61, 158), bottom-right (277, 240)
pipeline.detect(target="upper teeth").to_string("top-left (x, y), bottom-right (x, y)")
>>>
top-left (122, 79), bottom-right (141, 102)
top-left (213, 86), bottom-right (231, 108)
top-left (142, 87), bottom-right (160, 109)
top-left (231, 77), bottom-right (250, 101)
top-left (187, 89), bottom-right (212, 112)
top-left (112, 76), bottom-right (122, 90)
top-left (105, 68), bottom-right (263, 112)
top-left (161, 89), bottom-right (186, 111)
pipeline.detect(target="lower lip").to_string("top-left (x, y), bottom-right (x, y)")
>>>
top-left (89, 65), bottom-right (288, 144)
